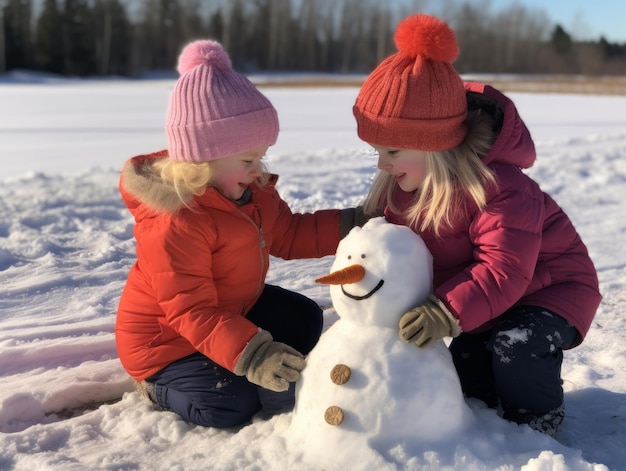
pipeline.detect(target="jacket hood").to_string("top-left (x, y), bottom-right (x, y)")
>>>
top-left (120, 151), bottom-right (194, 218)
top-left (464, 81), bottom-right (536, 169)
top-left (119, 150), bottom-right (279, 221)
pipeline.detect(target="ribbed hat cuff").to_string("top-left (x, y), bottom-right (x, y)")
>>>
top-left (167, 108), bottom-right (279, 162)
top-left (353, 107), bottom-right (467, 151)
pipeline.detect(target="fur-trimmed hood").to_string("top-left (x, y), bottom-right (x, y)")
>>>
top-left (116, 151), bottom-right (343, 380)
top-left (120, 150), bottom-right (196, 215)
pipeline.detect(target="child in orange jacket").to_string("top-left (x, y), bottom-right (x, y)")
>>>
top-left (116, 40), bottom-right (365, 428)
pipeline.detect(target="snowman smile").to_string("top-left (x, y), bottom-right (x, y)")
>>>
top-left (341, 279), bottom-right (385, 300)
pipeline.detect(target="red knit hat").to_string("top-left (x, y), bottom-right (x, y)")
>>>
top-left (353, 14), bottom-right (467, 151)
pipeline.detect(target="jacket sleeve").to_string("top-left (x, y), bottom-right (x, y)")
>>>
top-left (147, 218), bottom-right (259, 372)
top-left (434, 169), bottom-right (545, 332)
top-left (268, 193), bottom-right (343, 260)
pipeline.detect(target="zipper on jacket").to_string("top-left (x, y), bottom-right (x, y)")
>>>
top-left (238, 210), bottom-right (267, 299)
top-left (259, 227), bottom-right (267, 249)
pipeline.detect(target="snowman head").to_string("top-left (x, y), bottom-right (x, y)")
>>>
top-left (316, 217), bottom-right (433, 328)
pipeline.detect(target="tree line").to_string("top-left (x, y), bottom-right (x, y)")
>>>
top-left (1, 0), bottom-right (625, 77)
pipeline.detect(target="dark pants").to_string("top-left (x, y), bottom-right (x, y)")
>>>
top-left (449, 306), bottom-right (578, 415)
top-left (146, 284), bottom-right (323, 428)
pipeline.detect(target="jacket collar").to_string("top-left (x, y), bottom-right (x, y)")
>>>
top-left (119, 151), bottom-right (277, 220)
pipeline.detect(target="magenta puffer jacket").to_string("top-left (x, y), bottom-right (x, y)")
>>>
top-left (385, 82), bottom-right (601, 347)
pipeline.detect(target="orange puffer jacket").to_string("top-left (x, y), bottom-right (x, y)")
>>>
top-left (116, 151), bottom-right (341, 381)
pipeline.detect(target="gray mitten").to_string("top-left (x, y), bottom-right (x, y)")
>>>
top-left (339, 206), bottom-right (384, 238)
top-left (399, 295), bottom-right (462, 348)
top-left (234, 331), bottom-right (305, 392)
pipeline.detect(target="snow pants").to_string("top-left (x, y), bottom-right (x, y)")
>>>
top-left (449, 306), bottom-right (578, 418)
top-left (145, 284), bottom-right (323, 428)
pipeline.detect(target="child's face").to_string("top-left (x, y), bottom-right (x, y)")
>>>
top-left (210, 145), bottom-right (268, 200)
top-left (371, 144), bottom-right (428, 192)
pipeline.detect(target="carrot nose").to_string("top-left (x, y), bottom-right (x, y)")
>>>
top-left (315, 264), bottom-right (366, 285)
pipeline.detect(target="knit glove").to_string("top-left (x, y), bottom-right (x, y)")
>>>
top-left (234, 331), bottom-right (305, 392)
top-left (399, 295), bottom-right (462, 348)
top-left (339, 206), bottom-right (384, 238)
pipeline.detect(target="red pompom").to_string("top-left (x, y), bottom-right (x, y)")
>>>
top-left (177, 40), bottom-right (232, 75)
top-left (394, 14), bottom-right (459, 62)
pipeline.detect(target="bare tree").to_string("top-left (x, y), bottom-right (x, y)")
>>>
top-left (2, 0), bottom-right (625, 77)
top-left (219, 0), bottom-right (247, 67)
top-left (0, 1), bottom-right (5, 73)
top-left (96, 0), bottom-right (112, 74)
top-left (490, 5), bottom-right (550, 73)
top-left (266, 0), bottom-right (290, 69)
top-left (316, 0), bottom-right (337, 70)
top-left (375, 0), bottom-right (390, 64)
top-left (298, 0), bottom-right (318, 69)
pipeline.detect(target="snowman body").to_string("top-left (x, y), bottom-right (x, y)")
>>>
top-left (287, 218), bottom-right (472, 467)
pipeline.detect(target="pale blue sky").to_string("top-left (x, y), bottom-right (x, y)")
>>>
top-left (400, 0), bottom-right (625, 42)
top-left (486, 0), bottom-right (626, 42)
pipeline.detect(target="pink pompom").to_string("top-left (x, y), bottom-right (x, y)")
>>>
top-left (394, 14), bottom-right (459, 63)
top-left (177, 40), bottom-right (232, 75)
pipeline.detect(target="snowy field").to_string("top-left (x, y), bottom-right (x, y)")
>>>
top-left (0, 76), bottom-right (625, 470)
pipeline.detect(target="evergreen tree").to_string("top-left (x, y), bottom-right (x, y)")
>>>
top-left (206, 8), bottom-right (224, 43)
top-left (551, 24), bottom-right (572, 55)
top-left (0, 2), bottom-right (5, 72)
top-left (2, 0), bottom-right (625, 77)
top-left (221, 0), bottom-right (246, 70)
top-left (93, 0), bottom-right (132, 75)
top-left (135, 0), bottom-right (189, 72)
top-left (35, 0), bottom-right (64, 73)
top-left (62, 0), bottom-right (97, 75)
top-left (3, 0), bottom-right (33, 70)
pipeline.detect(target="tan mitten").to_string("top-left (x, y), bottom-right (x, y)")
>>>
top-left (399, 295), bottom-right (461, 348)
top-left (234, 331), bottom-right (305, 392)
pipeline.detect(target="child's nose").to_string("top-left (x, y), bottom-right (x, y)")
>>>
top-left (250, 162), bottom-right (263, 177)
top-left (377, 156), bottom-right (391, 171)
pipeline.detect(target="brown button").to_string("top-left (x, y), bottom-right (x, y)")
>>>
top-left (330, 364), bottom-right (351, 385)
top-left (324, 405), bottom-right (344, 425)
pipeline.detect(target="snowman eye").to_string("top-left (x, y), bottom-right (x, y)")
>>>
top-left (347, 255), bottom-right (352, 260)
top-left (361, 254), bottom-right (366, 259)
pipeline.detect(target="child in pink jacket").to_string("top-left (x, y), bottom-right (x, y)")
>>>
top-left (354, 14), bottom-right (601, 436)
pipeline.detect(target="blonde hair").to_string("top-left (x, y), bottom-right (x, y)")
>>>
top-left (362, 110), bottom-right (497, 237)
top-left (152, 156), bottom-right (270, 207)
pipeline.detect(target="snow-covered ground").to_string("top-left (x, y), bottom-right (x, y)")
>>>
top-left (0, 76), bottom-right (625, 470)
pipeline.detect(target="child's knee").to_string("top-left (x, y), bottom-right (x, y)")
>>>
top-left (488, 308), bottom-right (574, 365)
top-left (490, 326), bottom-right (559, 365)
top-left (194, 398), bottom-right (261, 428)
top-left (165, 381), bottom-right (262, 428)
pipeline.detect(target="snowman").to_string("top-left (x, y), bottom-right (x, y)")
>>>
top-left (286, 218), bottom-right (472, 469)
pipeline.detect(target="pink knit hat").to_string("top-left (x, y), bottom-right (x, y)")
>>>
top-left (165, 40), bottom-right (279, 162)
top-left (353, 14), bottom-right (467, 151)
